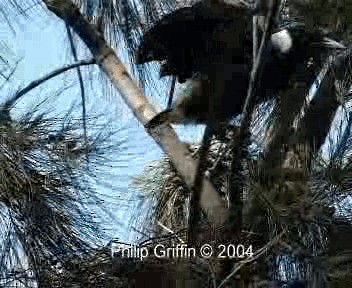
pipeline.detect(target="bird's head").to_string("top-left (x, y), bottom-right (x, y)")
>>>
top-left (270, 24), bottom-right (345, 56)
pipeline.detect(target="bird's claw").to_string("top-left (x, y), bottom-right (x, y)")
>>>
top-left (144, 110), bottom-right (172, 129)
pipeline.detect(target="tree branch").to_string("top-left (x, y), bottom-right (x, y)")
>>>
top-left (43, 0), bottom-right (229, 226)
top-left (66, 24), bottom-right (89, 159)
top-left (288, 51), bottom-right (351, 168)
top-left (4, 59), bottom-right (96, 109)
top-left (226, 0), bottom-right (280, 225)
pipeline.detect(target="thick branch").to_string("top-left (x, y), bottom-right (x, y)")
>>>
top-left (289, 52), bottom-right (350, 167)
top-left (43, 0), bottom-right (228, 226)
top-left (263, 50), bottom-right (351, 180)
top-left (262, 69), bottom-right (314, 170)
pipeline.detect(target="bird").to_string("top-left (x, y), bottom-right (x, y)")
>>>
top-left (256, 23), bottom-right (345, 100)
top-left (137, 2), bottom-right (252, 128)
top-left (136, 3), bottom-right (345, 129)
top-left (136, 2), bottom-right (253, 82)
top-left (136, 4), bottom-right (345, 244)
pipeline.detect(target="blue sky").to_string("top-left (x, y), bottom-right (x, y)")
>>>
top-left (0, 7), bottom-right (168, 243)
top-left (0, 4), bottom-right (207, 244)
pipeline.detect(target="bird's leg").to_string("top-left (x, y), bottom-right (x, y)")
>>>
top-left (145, 77), bottom-right (177, 129)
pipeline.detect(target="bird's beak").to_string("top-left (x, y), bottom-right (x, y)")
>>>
top-left (322, 37), bottom-right (346, 49)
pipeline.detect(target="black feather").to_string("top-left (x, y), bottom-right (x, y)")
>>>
top-left (137, 4), bottom-right (344, 127)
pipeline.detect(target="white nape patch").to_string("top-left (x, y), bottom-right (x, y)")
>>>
top-left (271, 29), bottom-right (293, 54)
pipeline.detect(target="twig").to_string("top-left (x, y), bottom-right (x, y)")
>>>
top-left (167, 76), bottom-right (176, 109)
top-left (188, 125), bottom-right (213, 245)
top-left (241, 0), bottom-right (279, 123)
top-left (253, 16), bottom-right (258, 60)
top-left (4, 59), bottom-right (96, 109)
top-left (157, 221), bottom-right (185, 243)
top-left (1, 59), bottom-right (21, 83)
top-left (226, 0), bottom-right (280, 228)
top-left (66, 24), bottom-right (89, 160)
top-left (217, 231), bottom-right (285, 288)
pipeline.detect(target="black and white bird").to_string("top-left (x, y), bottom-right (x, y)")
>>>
top-left (136, 4), bottom-right (345, 128)
top-left (257, 23), bottom-right (345, 100)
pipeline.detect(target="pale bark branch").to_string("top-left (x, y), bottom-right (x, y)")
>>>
top-left (43, 0), bottom-right (228, 226)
